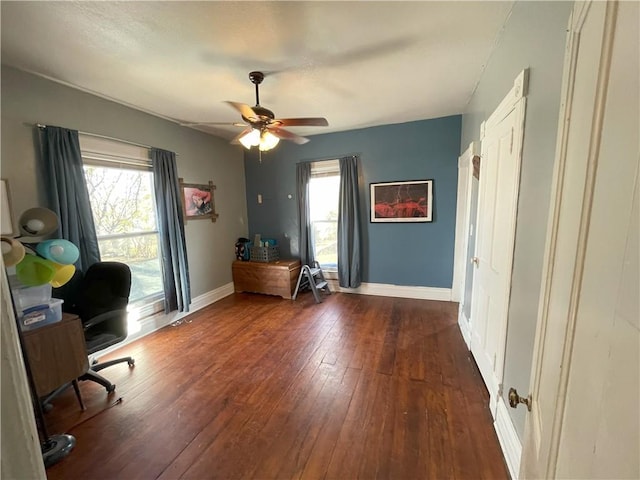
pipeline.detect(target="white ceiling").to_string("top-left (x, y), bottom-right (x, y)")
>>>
top-left (1, 1), bottom-right (514, 141)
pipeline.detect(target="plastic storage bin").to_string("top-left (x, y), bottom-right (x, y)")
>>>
top-left (250, 245), bottom-right (280, 262)
top-left (12, 284), bottom-right (52, 312)
top-left (19, 298), bottom-right (64, 331)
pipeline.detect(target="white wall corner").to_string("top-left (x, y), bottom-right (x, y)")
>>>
top-left (328, 280), bottom-right (452, 302)
top-left (495, 397), bottom-right (523, 480)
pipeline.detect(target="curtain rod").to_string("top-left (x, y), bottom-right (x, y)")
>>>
top-left (297, 152), bottom-right (360, 164)
top-left (36, 123), bottom-right (179, 156)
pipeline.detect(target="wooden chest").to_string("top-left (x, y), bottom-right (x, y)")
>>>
top-left (232, 259), bottom-right (301, 299)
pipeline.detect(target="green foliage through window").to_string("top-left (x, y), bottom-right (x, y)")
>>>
top-left (83, 165), bottom-right (163, 303)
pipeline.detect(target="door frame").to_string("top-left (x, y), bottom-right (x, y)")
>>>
top-left (453, 141), bottom-right (479, 347)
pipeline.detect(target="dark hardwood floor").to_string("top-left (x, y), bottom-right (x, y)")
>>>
top-left (44, 292), bottom-right (509, 480)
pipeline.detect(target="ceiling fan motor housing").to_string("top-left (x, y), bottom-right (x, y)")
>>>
top-left (226, 70), bottom-right (328, 147)
top-left (244, 105), bottom-right (275, 124)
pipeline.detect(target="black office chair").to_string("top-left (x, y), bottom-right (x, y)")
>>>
top-left (53, 261), bottom-right (135, 395)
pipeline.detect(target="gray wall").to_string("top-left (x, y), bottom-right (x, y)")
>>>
top-left (461, 1), bottom-right (572, 437)
top-left (244, 115), bottom-right (461, 288)
top-left (1, 66), bottom-right (248, 298)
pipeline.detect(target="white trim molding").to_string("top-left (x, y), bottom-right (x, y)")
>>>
top-left (495, 396), bottom-right (523, 480)
top-left (457, 307), bottom-right (471, 349)
top-left (189, 282), bottom-right (236, 311)
top-left (328, 280), bottom-right (452, 301)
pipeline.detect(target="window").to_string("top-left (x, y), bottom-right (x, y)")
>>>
top-left (309, 159), bottom-right (340, 270)
top-left (79, 136), bottom-right (164, 311)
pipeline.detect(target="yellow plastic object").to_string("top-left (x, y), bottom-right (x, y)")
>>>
top-left (49, 263), bottom-right (76, 288)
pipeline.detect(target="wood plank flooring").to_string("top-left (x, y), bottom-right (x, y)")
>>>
top-left (44, 292), bottom-right (509, 480)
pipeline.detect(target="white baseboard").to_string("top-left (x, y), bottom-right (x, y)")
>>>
top-left (457, 306), bottom-right (471, 349)
top-left (189, 282), bottom-right (235, 312)
top-left (494, 396), bottom-right (522, 480)
top-left (328, 280), bottom-right (452, 301)
top-left (92, 282), bottom-right (235, 359)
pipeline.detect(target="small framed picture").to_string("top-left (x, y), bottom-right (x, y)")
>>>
top-left (370, 180), bottom-right (433, 223)
top-left (179, 179), bottom-right (218, 222)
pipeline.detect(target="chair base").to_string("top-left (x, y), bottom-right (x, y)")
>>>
top-left (81, 356), bottom-right (135, 393)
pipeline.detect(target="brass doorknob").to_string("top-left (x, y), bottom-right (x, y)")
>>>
top-left (508, 388), bottom-right (531, 412)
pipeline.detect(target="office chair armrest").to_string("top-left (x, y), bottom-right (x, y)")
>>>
top-left (83, 309), bottom-right (128, 331)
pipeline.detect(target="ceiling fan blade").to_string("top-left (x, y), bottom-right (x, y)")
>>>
top-left (230, 128), bottom-right (253, 145)
top-left (267, 127), bottom-right (310, 145)
top-left (180, 121), bottom-right (248, 127)
top-left (225, 101), bottom-right (259, 121)
top-left (273, 117), bottom-right (329, 127)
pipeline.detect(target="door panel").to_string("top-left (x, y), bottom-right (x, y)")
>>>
top-left (470, 72), bottom-right (527, 415)
top-left (522, 1), bottom-right (639, 477)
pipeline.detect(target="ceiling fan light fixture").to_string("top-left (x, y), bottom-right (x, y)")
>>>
top-left (238, 128), bottom-right (260, 149)
top-left (259, 130), bottom-right (280, 151)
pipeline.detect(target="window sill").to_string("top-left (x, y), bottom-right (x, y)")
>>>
top-left (127, 296), bottom-right (165, 334)
top-left (323, 269), bottom-right (338, 280)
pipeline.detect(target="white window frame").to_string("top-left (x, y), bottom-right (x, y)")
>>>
top-left (309, 159), bottom-right (340, 273)
top-left (79, 135), bottom-right (165, 325)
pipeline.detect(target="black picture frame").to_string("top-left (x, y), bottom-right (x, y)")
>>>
top-left (370, 179), bottom-right (433, 223)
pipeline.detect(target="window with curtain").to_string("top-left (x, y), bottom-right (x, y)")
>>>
top-left (79, 135), bottom-right (164, 318)
top-left (309, 159), bottom-right (340, 270)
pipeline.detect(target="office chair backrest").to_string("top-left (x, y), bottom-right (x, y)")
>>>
top-left (78, 262), bottom-right (131, 319)
top-left (52, 261), bottom-right (132, 355)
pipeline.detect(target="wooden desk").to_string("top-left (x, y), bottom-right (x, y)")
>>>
top-left (232, 259), bottom-right (301, 299)
top-left (21, 313), bottom-right (89, 397)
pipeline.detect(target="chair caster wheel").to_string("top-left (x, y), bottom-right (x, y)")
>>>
top-left (128, 358), bottom-right (135, 367)
top-left (106, 384), bottom-right (116, 394)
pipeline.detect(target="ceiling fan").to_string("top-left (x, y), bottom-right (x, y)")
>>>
top-left (183, 71), bottom-right (329, 152)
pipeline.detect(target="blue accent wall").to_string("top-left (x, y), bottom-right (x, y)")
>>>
top-left (244, 115), bottom-right (461, 288)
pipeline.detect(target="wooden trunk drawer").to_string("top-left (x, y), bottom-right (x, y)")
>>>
top-left (232, 259), bottom-right (301, 299)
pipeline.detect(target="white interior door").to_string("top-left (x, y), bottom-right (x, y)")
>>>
top-left (470, 71), bottom-right (527, 416)
top-left (454, 142), bottom-right (479, 347)
top-left (521, 1), bottom-right (639, 478)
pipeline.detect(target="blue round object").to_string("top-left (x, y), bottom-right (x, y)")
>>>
top-left (36, 239), bottom-right (80, 265)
